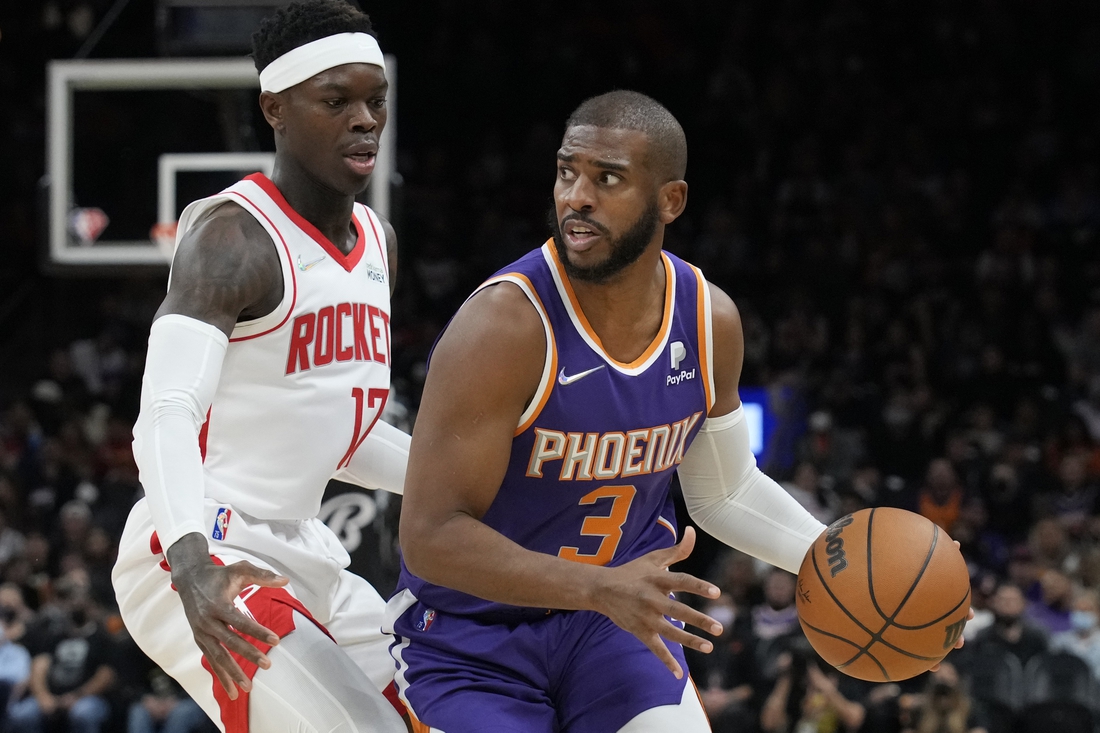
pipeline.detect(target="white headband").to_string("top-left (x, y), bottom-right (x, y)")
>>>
top-left (259, 32), bottom-right (386, 93)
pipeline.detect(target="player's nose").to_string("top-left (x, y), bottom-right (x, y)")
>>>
top-left (561, 174), bottom-right (597, 212)
top-left (347, 100), bottom-right (380, 132)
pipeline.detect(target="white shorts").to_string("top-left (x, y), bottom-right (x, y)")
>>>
top-left (113, 498), bottom-right (396, 731)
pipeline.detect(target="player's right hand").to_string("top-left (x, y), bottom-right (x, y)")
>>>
top-left (589, 526), bottom-right (723, 679)
top-left (168, 534), bottom-right (289, 700)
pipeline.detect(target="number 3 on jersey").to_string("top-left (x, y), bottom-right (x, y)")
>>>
top-left (558, 485), bottom-right (636, 566)
top-left (338, 387), bottom-right (388, 470)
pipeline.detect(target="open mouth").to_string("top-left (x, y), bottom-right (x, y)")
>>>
top-left (562, 219), bottom-right (606, 251)
top-left (344, 151), bottom-right (377, 175)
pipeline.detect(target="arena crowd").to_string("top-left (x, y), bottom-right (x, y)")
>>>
top-left (2, 1), bottom-right (1100, 731)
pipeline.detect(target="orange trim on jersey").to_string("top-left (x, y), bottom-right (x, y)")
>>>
top-left (546, 241), bottom-right (674, 370)
top-left (508, 273), bottom-right (557, 436)
top-left (690, 677), bottom-right (711, 727)
top-left (407, 708), bottom-right (431, 733)
top-left (224, 189), bottom-right (298, 342)
top-left (691, 266), bottom-right (714, 411)
top-left (246, 173), bottom-right (365, 273)
top-left (657, 516), bottom-right (677, 539)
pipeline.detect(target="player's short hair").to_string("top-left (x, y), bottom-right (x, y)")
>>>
top-left (565, 90), bottom-right (688, 182)
top-left (251, 0), bottom-right (375, 73)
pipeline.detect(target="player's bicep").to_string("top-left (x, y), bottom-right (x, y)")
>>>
top-left (401, 284), bottom-right (545, 530)
top-left (707, 282), bottom-right (746, 418)
top-left (158, 203), bottom-right (280, 338)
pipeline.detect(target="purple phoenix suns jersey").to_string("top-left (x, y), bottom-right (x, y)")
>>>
top-left (396, 240), bottom-right (716, 619)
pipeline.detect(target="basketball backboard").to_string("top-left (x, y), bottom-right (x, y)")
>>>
top-left (46, 55), bottom-right (396, 268)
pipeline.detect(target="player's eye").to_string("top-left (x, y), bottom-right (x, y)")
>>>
top-left (600, 172), bottom-right (622, 186)
top-left (371, 97), bottom-right (387, 110)
top-left (325, 99), bottom-right (346, 109)
top-left (558, 166), bottom-right (575, 181)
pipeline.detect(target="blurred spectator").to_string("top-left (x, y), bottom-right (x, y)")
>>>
top-left (1034, 455), bottom-right (1099, 538)
top-left (962, 572), bottom-right (998, 641)
top-left (753, 569), bottom-right (802, 682)
top-left (0, 506), bottom-right (26, 569)
top-left (49, 501), bottom-right (93, 577)
top-left (1027, 518), bottom-right (1078, 575)
top-left (1024, 568), bottom-right (1074, 634)
top-left (1049, 588), bottom-right (1100, 682)
top-left (0, 605), bottom-right (32, 712)
top-left (783, 462), bottom-right (837, 525)
top-left (917, 459), bottom-right (966, 534)
top-left (760, 642), bottom-right (866, 733)
top-left (690, 596), bottom-right (759, 733)
top-left (969, 582), bottom-right (1048, 668)
top-left (8, 572), bottom-right (116, 733)
top-left (898, 663), bottom-right (989, 733)
top-left (114, 630), bottom-right (206, 733)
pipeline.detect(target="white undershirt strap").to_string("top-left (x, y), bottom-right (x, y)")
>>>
top-left (132, 314), bottom-right (227, 551)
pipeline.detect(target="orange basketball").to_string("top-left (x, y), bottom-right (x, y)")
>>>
top-left (795, 507), bottom-right (971, 682)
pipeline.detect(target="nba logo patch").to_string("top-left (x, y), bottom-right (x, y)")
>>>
top-left (415, 609), bottom-right (436, 632)
top-left (212, 508), bottom-right (232, 541)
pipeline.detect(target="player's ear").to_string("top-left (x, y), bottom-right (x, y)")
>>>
top-left (258, 91), bottom-right (286, 133)
top-left (657, 180), bottom-right (688, 224)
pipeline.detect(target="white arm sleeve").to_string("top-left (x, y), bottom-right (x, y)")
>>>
top-left (331, 420), bottom-right (409, 494)
top-left (132, 314), bottom-right (227, 551)
top-left (678, 406), bottom-right (826, 574)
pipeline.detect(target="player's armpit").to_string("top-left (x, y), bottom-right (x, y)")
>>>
top-left (705, 282), bottom-right (746, 419)
top-left (158, 201), bottom-right (283, 338)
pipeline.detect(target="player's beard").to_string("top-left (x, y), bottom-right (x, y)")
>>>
top-left (548, 199), bottom-right (660, 284)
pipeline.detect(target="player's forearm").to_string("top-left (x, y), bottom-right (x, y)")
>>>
top-left (402, 512), bottom-right (609, 611)
top-left (133, 315), bottom-right (226, 550)
top-left (678, 407), bottom-right (825, 573)
top-left (331, 420), bottom-right (409, 494)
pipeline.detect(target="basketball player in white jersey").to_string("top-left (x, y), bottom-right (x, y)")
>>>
top-left (112, 2), bottom-right (407, 731)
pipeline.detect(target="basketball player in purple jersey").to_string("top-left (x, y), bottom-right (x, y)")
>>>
top-left (385, 91), bottom-right (825, 731)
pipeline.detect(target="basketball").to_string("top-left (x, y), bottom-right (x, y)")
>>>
top-left (795, 508), bottom-right (971, 682)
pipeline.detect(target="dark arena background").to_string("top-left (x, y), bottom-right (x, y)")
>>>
top-left (3, 2), bottom-right (1100, 732)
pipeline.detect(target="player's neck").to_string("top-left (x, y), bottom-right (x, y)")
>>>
top-left (270, 159), bottom-right (358, 255)
top-left (568, 245), bottom-right (667, 363)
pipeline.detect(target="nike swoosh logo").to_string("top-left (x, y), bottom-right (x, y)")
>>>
top-left (558, 365), bottom-right (606, 386)
top-left (297, 254), bottom-right (325, 272)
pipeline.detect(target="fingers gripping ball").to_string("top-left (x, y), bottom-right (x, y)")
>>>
top-left (795, 508), bottom-right (970, 682)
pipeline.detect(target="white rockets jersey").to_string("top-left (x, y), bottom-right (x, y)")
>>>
top-left (172, 173), bottom-right (391, 521)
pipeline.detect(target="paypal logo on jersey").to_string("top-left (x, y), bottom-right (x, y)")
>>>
top-left (670, 341), bottom-right (686, 370)
top-left (667, 340), bottom-right (696, 386)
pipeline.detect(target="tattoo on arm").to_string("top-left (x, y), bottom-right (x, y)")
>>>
top-left (157, 202), bottom-right (284, 337)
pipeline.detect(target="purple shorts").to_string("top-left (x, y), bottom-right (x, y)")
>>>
top-left (389, 601), bottom-right (689, 732)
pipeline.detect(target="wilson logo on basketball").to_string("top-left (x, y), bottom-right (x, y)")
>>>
top-left (824, 514), bottom-right (854, 577)
top-left (942, 618), bottom-right (966, 650)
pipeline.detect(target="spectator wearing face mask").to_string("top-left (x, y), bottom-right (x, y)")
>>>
top-left (1049, 588), bottom-right (1100, 682)
top-left (969, 582), bottom-right (1049, 668)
